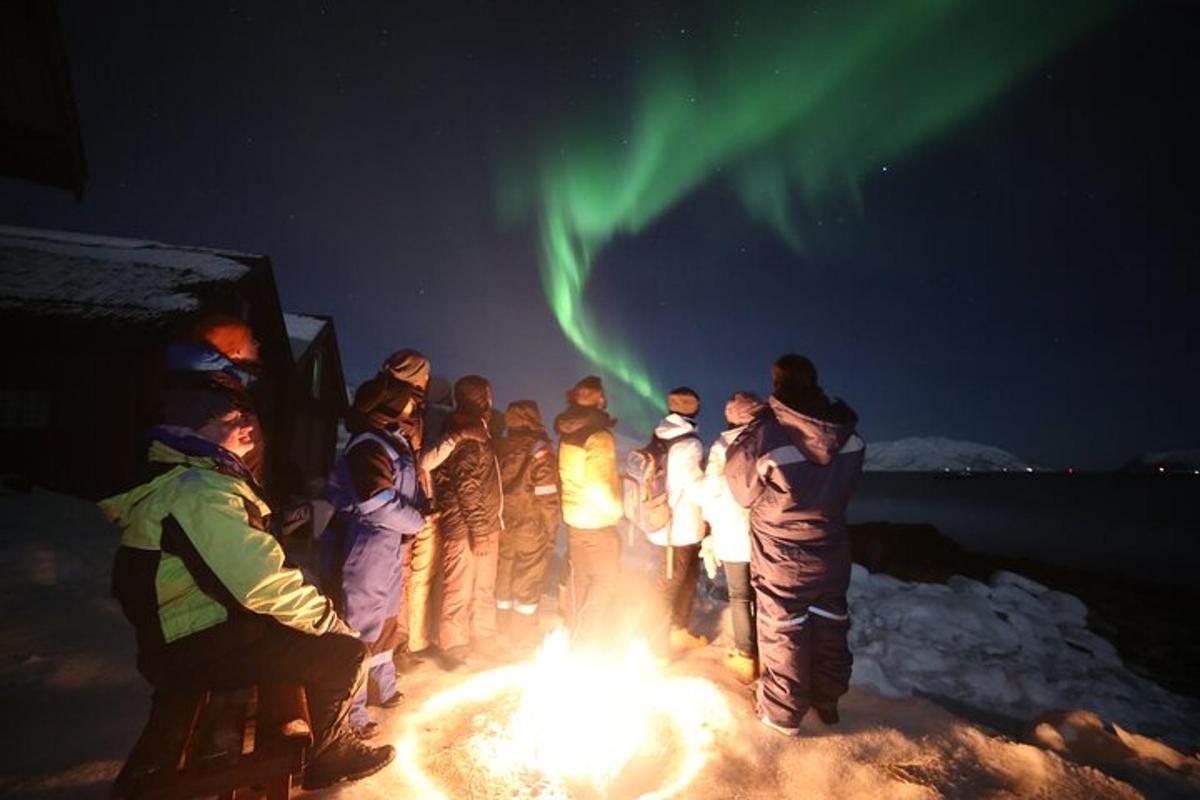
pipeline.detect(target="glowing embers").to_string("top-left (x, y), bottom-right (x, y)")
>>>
top-left (398, 628), bottom-right (732, 799)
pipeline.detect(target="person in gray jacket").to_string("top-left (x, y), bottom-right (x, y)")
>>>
top-left (724, 354), bottom-right (865, 736)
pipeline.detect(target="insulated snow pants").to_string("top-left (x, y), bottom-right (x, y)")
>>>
top-left (438, 532), bottom-right (499, 650)
top-left (496, 519), bottom-right (554, 616)
top-left (723, 561), bottom-right (757, 657)
top-left (651, 542), bottom-right (702, 648)
top-left (323, 520), bottom-right (405, 730)
top-left (750, 531), bottom-right (852, 728)
top-left (149, 618), bottom-right (367, 760)
top-left (564, 525), bottom-right (621, 642)
top-left (397, 516), bottom-right (439, 653)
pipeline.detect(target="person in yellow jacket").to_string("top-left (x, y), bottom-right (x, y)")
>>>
top-left (552, 376), bottom-right (623, 640)
top-left (101, 384), bottom-right (394, 790)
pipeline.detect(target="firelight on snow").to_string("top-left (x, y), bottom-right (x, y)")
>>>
top-left (396, 628), bottom-right (733, 799)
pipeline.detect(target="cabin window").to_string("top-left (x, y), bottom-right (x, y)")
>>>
top-left (311, 351), bottom-right (323, 399)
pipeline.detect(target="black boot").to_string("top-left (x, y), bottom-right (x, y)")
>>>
top-left (814, 703), bottom-right (840, 726)
top-left (302, 735), bottom-right (395, 790)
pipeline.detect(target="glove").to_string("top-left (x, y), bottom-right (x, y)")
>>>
top-left (699, 536), bottom-right (719, 580)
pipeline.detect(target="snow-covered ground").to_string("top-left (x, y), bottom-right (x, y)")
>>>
top-left (865, 437), bottom-right (1035, 473)
top-left (2, 488), bottom-right (1198, 799)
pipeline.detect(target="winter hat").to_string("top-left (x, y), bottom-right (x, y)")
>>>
top-left (454, 374), bottom-right (493, 416)
top-left (351, 373), bottom-right (415, 430)
top-left (190, 313), bottom-right (257, 362)
top-left (725, 391), bottom-right (765, 426)
top-left (567, 375), bottom-right (606, 409)
top-left (667, 386), bottom-right (701, 418)
top-left (772, 353), bottom-right (818, 394)
top-left (505, 399), bottom-right (544, 432)
top-left (382, 349), bottom-right (431, 389)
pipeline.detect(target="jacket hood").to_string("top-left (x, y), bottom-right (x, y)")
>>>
top-left (454, 375), bottom-right (492, 416)
top-left (654, 412), bottom-right (698, 441)
top-left (768, 394), bottom-right (858, 466)
top-left (505, 400), bottom-right (545, 433)
top-left (554, 405), bottom-right (615, 437)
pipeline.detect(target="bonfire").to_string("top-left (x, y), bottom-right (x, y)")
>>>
top-left (397, 629), bottom-right (733, 799)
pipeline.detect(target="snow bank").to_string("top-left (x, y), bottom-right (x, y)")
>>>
top-left (847, 564), bottom-right (1200, 750)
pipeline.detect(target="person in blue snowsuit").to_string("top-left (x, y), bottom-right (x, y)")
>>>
top-left (724, 354), bottom-right (865, 736)
top-left (322, 372), bottom-right (427, 738)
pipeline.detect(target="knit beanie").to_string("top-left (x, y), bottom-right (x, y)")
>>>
top-left (724, 391), bottom-right (765, 426)
top-left (667, 386), bottom-right (701, 418)
top-left (567, 375), bottom-right (606, 409)
top-left (382, 349), bottom-right (432, 389)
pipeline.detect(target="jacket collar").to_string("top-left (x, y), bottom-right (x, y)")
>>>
top-left (147, 426), bottom-right (263, 493)
top-left (654, 412), bottom-right (698, 440)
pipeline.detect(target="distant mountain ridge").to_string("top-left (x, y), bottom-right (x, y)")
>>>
top-left (865, 436), bottom-right (1033, 472)
top-left (1123, 449), bottom-right (1200, 473)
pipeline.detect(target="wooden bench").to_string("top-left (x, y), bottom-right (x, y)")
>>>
top-left (111, 684), bottom-right (312, 800)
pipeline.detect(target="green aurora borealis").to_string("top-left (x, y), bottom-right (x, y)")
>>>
top-left (500, 1), bottom-right (1119, 430)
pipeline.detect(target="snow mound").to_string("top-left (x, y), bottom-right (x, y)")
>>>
top-left (847, 564), bottom-right (1200, 750)
top-left (865, 436), bottom-right (1034, 472)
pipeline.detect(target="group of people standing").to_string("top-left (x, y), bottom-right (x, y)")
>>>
top-left (102, 311), bottom-right (865, 792)
top-left (317, 352), bottom-right (565, 739)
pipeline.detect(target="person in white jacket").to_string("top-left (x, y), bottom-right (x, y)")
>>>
top-left (702, 391), bottom-right (766, 684)
top-left (645, 387), bottom-right (710, 655)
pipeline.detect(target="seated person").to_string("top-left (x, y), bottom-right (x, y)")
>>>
top-left (101, 383), bottom-right (394, 790)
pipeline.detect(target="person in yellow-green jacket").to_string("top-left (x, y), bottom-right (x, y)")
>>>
top-left (553, 375), bottom-right (623, 641)
top-left (101, 384), bottom-right (394, 790)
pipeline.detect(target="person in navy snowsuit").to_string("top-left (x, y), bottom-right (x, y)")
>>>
top-left (322, 373), bottom-right (427, 738)
top-left (724, 354), bottom-right (865, 735)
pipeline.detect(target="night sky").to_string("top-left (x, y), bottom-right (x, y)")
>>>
top-left (2, 1), bottom-right (1196, 468)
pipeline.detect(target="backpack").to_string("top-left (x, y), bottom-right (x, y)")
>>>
top-left (623, 433), bottom-right (698, 534)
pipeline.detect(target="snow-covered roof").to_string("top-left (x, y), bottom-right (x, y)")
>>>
top-left (284, 312), bottom-right (329, 361)
top-left (0, 225), bottom-right (254, 323)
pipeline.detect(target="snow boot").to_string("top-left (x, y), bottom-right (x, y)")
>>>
top-left (814, 703), bottom-right (840, 726)
top-left (377, 690), bottom-right (404, 709)
top-left (723, 649), bottom-right (758, 685)
top-left (669, 626), bottom-right (709, 654)
top-left (353, 720), bottom-right (380, 740)
top-left (435, 645), bottom-right (470, 671)
top-left (302, 736), bottom-right (395, 789)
